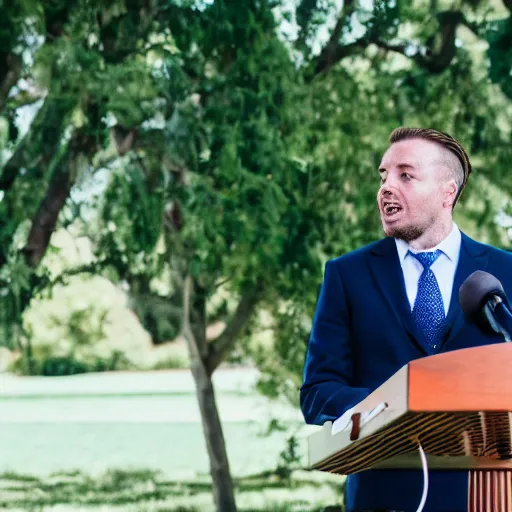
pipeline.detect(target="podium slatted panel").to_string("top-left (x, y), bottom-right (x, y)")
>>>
top-left (466, 414), bottom-right (512, 512)
top-left (313, 411), bottom-right (512, 475)
top-left (469, 470), bottom-right (512, 512)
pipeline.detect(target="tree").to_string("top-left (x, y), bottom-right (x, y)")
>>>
top-left (2, 1), bottom-right (512, 511)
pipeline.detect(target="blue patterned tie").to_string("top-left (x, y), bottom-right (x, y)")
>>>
top-left (409, 250), bottom-right (446, 353)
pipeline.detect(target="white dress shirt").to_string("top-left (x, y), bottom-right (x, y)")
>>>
top-left (395, 223), bottom-right (462, 315)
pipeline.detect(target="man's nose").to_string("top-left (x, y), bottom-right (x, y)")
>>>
top-left (380, 175), bottom-right (400, 195)
top-left (380, 183), bottom-right (396, 197)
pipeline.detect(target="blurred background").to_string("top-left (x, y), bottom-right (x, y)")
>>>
top-left (1, 0), bottom-right (512, 510)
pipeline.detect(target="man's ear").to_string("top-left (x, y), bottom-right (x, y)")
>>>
top-left (443, 180), bottom-right (458, 208)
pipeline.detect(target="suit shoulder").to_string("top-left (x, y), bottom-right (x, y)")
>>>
top-left (329, 238), bottom-right (389, 267)
top-left (462, 235), bottom-right (512, 289)
top-left (485, 243), bottom-right (512, 274)
top-left (489, 245), bottom-right (512, 261)
top-left (466, 236), bottom-right (512, 262)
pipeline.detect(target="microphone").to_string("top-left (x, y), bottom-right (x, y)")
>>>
top-left (459, 271), bottom-right (512, 342)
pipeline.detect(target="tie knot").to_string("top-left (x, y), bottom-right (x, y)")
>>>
top-left (409, 249), bottom-right (442, 269)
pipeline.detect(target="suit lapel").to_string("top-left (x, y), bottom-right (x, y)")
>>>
top-left (366, 233), bottom-right (491, 354)
top-left (442, 233), bottom-right (490, 348)
top-left (366, 237), bottom-right (429, 355)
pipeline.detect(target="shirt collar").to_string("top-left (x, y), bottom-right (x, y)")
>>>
top-left (395, 223), bottom-right (461, 263)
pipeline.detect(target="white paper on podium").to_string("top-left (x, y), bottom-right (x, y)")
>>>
top-left (331, 402), bottom-right (387, 435)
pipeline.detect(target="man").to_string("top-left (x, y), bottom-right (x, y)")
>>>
top-left (300, 127), bottom-right (512, 512)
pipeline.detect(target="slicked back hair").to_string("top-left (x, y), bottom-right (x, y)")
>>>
top-left (388, 127), bottom-right (472, 207)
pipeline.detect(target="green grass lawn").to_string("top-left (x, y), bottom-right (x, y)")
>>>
top-left (0, 468), bottom-right (344, 511)
top-left (0, 370), bottom-right (343, 511)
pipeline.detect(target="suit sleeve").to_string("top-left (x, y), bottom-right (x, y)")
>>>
top-left (300, 259), bottom-right (371, 425)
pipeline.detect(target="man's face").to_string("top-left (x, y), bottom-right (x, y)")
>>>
top-left (377, 138), bottom-right (452, 242)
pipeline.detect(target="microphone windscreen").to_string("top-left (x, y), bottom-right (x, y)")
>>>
top-left (458, 270), bottom-right (505, 321)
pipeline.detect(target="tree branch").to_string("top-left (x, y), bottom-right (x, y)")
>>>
top-left (312, 9), bottom-right (467, 77)
top-left (46, 262), bottom-right (101, 289)
top-left (419, 10), bottom-right (464, 73)
top-left (22, 114), bottom-right (102, 268)
top-left (372, 10), bottom-right (465, 73)
top-left (313, 0), bottom-right (359, 75)
top-left (206, 291), bottom-right (261, 375)
top-left (182, 275), bottom-right (208, 363)
top-left (0, 53), bottom-right (22, 112)
top-left (0, 91), bottom-right (75, 193)
top-left (7, 88), bottom-right (47, 110)
top-left (372, 39), bottom-right (415, 56)
top-left (313, 40), bottom-right (365, 76)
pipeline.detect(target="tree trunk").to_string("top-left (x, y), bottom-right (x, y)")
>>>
top-left (23, 166), bottom-right (73, 268)
top-left (182, 277), bottom-right (247, 512)
top-left (23, 126), bottom-right (99, 268)
top-left (191, 359), bottom-right (238, 512)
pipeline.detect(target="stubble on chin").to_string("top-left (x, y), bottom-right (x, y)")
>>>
top-left (382, 221), bottom-right (424, 243)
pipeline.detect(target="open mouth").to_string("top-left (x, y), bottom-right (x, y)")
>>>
top-left (383, 202), bottom-right (402, 217)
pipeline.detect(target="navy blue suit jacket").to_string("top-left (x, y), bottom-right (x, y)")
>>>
top-left (301, 233), bottom-right (512, 512)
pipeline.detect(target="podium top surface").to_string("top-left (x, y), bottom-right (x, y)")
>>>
top-left (335, 344), bottom-right (512, 420)
top-left (407, 343), bottom-right (512, 411)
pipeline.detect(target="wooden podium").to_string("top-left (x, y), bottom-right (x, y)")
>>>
top-left (308, 344), bottom-right (512, 511)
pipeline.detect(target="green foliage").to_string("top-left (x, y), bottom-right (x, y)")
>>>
top-left (275, 435), bottom-right (303, 482)
top-left (151, 354), bottom-right (189, 370)
top-left (98, 165), bottom-right (165, 271)
top-left (9, 351), bottom-right (132, 376)
top-left (0, 8), bottom-right (512, 503)
top-left (3, 3), bottom-right (512, 511)
top-left (10, 304), bottom-right (134, 375)
top-left (1, 0), bottom-right (511, 382)
top-left (487, 17), bottom-right (512, 100)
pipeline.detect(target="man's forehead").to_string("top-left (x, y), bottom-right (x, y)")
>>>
top-left (380, 138), bottom-right (443, 168)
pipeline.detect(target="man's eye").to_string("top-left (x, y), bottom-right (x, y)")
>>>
top-left (401, 173), bottom-right (411, 180)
